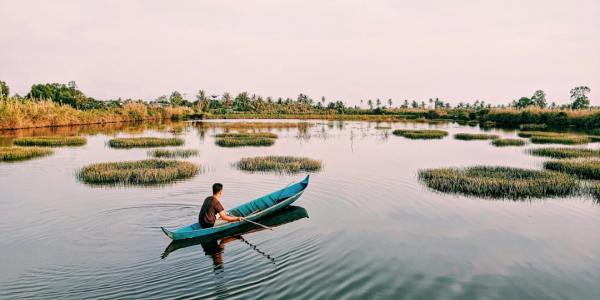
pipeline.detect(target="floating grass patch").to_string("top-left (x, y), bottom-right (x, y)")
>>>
top-left (544, 159), bottom-right (600, 179)
top-left (392, 129), bottom-right (448, 139)
top-left (13, 136), bottom-right (86, 147)
top-left (529, 147), bottom-right (600, 159)
top-left (215, 132), bottom-right (277, 147)
top-left (215, 132), bottom-right (278, 139)
top-left (454, 133), bottom-right (499, 140)
top-left (148, 149), bottom-right (198, 158)
top-left (0, 147), bottom-right (53, 162)
top-left (520, 124), bottom-right (547, 130)
top-left (77, 159), bottom-right (198, 185)
top-left (374, 125), bottom-right (392, 130)
top-left (235, 156), bottom-right (322, 173)
top-left (530, 135), bottom-right (591, 145)
top-left (418, 166), bottom-right (577, 198)
top-left (491, 138), bottom-right (526, 147)
top-left (108, 137), bottom-right (184, 148)
top-left (517, 131), bottom-right (563, 138)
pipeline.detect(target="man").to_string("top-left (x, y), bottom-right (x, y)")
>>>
top-left (199, 183), bottom-right (241, 228)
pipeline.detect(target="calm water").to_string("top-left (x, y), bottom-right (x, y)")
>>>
top-left (1, 120), bottom-right (599, 300)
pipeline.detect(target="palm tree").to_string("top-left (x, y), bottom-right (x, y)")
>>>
top-left (367, 99), bottom-right (373, 110)
top-left (388, 98), bottom-right (393, 108)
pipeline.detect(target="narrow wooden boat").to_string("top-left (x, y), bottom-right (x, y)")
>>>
top-left (161, 206), bottom-right (309, 259)
top-left (161, 175), bottom-right (310, 241)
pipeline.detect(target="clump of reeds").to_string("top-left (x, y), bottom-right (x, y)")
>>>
top-left (198, 121), bottom-right (313, 131)
top-left (108, 137), bottom-right (184, 148)
top-left (214, 132), bottom-right (277, 147)
top-left (530, 135), bottom-right (591, 145)
top-left (392, 129), bottom-right (448, 139)
top-left (518, 131), bottom-right (592, 144)
top-left (374, 125), bottom-right (392, 130)
top-left (530, 147), bottom-right (600, 159)
top-left (454, 133), bottom-right (499, 140)
top-left (77, 159), bottom-right (198, 185)
top-left (235, 156), bottom-right (322, 173)
top-left (544, 159), bottom-right (600, 179)
top-left (215, 132), bottom-right (278, 139)
top-left (0, 147), bottom-right (53, 162)
top-left (520, 124), bottom-right (547, 130)
top-left (592, 184), bottom-right (600, 200)
top-left (491, 138), bottom-right (526, 147)
top-left (147, 149), bottom-right (198, 158)
top-left (418, 166), bottom-right (577, 198)
top-left (13, 136), bottom-right (86, 147)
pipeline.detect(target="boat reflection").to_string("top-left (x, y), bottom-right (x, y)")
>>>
top-left (161, 206), bottom-right (309, 269)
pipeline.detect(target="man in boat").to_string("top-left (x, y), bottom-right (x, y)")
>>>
top-left (199, 183), bottom-right (242, 228)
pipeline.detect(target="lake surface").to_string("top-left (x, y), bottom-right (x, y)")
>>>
top-left (1, 120), bottom-right (599, 300)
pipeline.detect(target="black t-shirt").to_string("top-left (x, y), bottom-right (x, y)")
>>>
top-left (199, 196), bottom-right (224, 228)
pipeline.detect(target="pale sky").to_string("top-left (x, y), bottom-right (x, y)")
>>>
top-left (0, 0), bottom-right (598, 106)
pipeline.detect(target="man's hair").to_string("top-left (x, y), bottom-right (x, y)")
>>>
top-left (212, 183), bottom-right (223, 195)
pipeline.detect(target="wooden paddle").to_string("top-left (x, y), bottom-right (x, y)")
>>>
top-left (240, 217), bottom-right (273, 231)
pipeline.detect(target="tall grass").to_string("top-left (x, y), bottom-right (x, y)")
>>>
top-left (544, 159), bottom-right (600, 179)
top-left (13, 136), bottom-right (86, 147)
top-left (491, 138), bottom-right (526, 147)
top-left (0, 147), bottom-right (53, 161)
top-left (0, 99), bottom-right (193, 130)
top-left (215, 132), bottom-right (278, 139)
top-left (198, 121), bottom-right (313, 130)
top-left (214, 132), bottom-right (277, 147)
top-left (530, 135), bottom-right (591, 145)
top-left (392, 129), bottom-right (448, 139)
top-left (235, 156), bottom-right (322, 173)
top-left (215, 137), bottom-right (275, 147)
top-left (108, 137), bottom-right (184, 148)
top-left (148, 149), bottom-right (198, 158)
top-left (454, 133), bottom-right (499, 140)
top-left (77, 159), bottom-right (198, 185)
top-left (530, 147), bottom-right (600, 159)
top-left (418, 166), bottom-right (577, 198)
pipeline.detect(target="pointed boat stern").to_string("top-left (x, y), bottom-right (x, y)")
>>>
top-left (161, 227), bottom-right (174, 240)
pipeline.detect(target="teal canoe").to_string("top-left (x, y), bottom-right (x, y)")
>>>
top-left (161, 175), bottom-right (310, 241)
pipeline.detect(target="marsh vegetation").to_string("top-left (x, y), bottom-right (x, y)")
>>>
top-left (544, 159), bottom-right (600, 179)
top-left (235, 156), bottom-right (322, 173)
top-left (491, 138), bottom-right (526, 147)
top-left (530, 147), bottom-right (600, 159)
top-left (147, 149), bottom-right (198, 158)
top-left (13, 136), bottom-right (86, 147)
top-left (215, 132), bottom-right (278, 147)
top-left (392, 129), bottom-right (448, 139)
top-left (0, 146), bottom-right (53, 162)
top-left (108, 137), bottom-right (184, 148)
top-left (418, 166), bottom-right (578, 198)
top-left (454, 133), bottom-right (499, 140)
top-left (77, 159), bottom-right (198, 185)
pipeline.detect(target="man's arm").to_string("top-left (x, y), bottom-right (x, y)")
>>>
top-left (218, 210), bottom-right (242, 222)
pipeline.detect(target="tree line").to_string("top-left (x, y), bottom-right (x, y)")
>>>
top-left (0, 80), bottom-right (592, 113)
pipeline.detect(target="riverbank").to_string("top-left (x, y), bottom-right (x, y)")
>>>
top-left (3, 99), bottom-right (600, 131)
top-left (0, 99), bottom-right (193, 130)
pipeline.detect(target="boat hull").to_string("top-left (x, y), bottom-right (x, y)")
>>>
top-left (161, 175), bottom-right (309, 241)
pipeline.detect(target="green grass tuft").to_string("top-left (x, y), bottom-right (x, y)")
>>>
top-left (543, 159), bottom-right (600, 179)
top-left (491, 138), bottom-right (526, 147)
top-left (530, 135), bottom-right (591, 145)
top-left (454, 133), bottom-right (499, 140)
top-left (0, 147), bottom-right (53, 162)
top-left (77, 159), bottom-right (198, 185)
top-left (13, 136), bottom-right (86, 147)
top-left (108, 137), bottom-right (184, 148)
top-left (520, 124), bottom-right (547, 130)
top-left (392, 129), bottom-right (448, 139)
top-left (215, 132), bottom-right (278, 139)
top-left (418, 166), bottom-right (577, 198)
top-left (235, 156), bottom-right (322, 173)
top-left (147, 149), bottom-right (198, 158)
top-left (530, 147), bottom-right (600, 159)
top-left (214, 132), bottom-right (278, 147)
